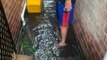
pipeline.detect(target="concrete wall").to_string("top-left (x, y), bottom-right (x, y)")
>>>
top-left (73, 0), bottom-right (107, 60)
top-left (1, 0), bottom-right (25, 40)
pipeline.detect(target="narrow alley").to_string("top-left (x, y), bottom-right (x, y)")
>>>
top-left (0, 0), bottom-right (107, 60)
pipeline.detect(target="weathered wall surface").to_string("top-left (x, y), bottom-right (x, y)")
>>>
top-left (1, 0), bottom-right (25, 40)
top-left (73, 0), bottom-right (107, 60)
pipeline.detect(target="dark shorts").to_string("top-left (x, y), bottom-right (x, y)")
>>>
top-left (56, 3), bottom-right (75, 26)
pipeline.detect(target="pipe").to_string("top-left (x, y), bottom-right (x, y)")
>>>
top-left (21, 1), bottom-right (26, 26)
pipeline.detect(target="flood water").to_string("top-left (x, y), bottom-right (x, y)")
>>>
top-left (24, 0), bottom-right (84, 60)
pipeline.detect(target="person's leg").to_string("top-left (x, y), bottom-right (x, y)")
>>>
top-left (56, 2), bottom-right (70, 47)
top-left (58, 25), bottom-right (68, 47)
top-left (57, 12), bottom-right (70, 47)
top-left (56, 3), bottom-right (75, 48)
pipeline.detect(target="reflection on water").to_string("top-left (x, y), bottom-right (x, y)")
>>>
top-left (32, 0), bottom-right (62, 60)
top-left (32, 0), bottom-right (75, 60)
top-left (33, 20), bottom-right (61, 60)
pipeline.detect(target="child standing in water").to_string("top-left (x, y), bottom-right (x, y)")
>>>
top-left (56, 0), bottom-right (76, 48)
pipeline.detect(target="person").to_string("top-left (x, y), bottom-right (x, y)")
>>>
top-left (56, 0), bottom-right (76, 48)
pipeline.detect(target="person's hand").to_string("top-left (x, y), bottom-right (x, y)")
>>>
top-left (65, 0), bottom-right (72, 12)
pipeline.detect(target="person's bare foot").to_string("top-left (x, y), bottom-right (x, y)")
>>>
top-left (56, 42), bottom-right (67, 48)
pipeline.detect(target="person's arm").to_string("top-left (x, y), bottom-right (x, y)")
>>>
top-left (65, 0), bottom-right (72, 12)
